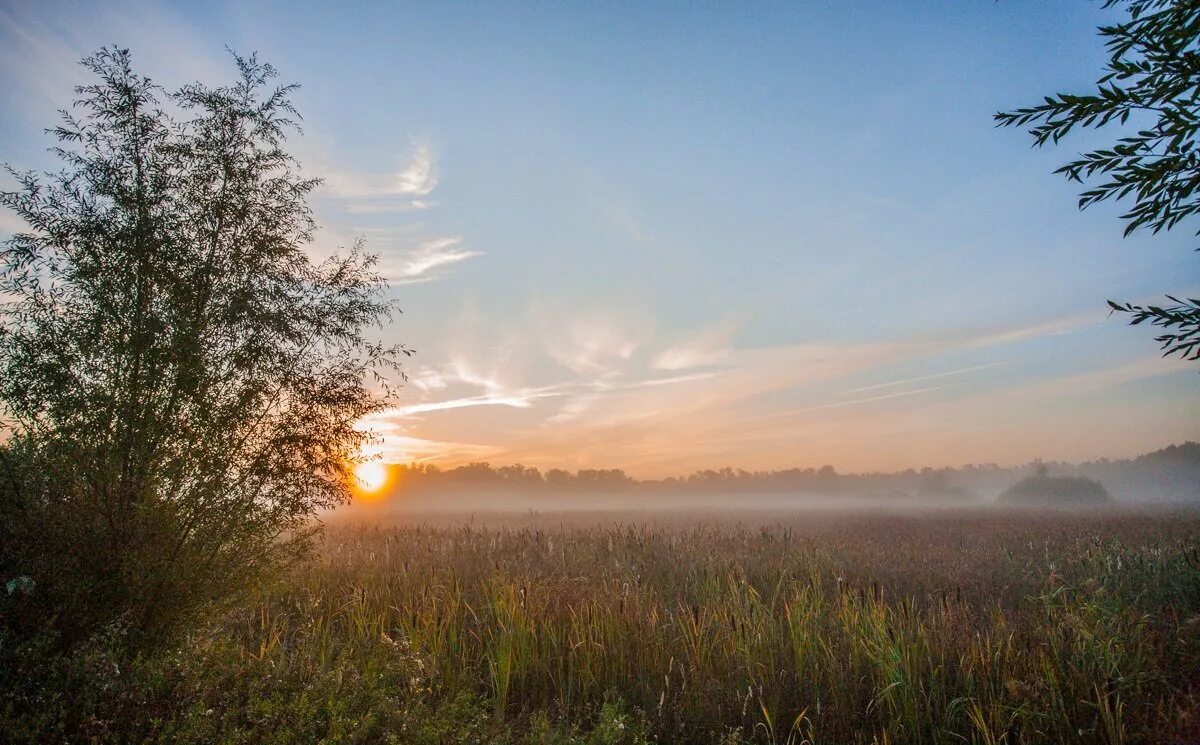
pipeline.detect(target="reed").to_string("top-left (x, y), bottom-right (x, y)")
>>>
top-left (12, 511), bottom-right (1196, 743)
top-left (208, 511), bottom-right (1200, 743)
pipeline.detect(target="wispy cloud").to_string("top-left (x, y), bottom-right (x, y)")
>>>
top-left (653, 320), bottom-right (742, 371)
top-left (319, 143), bottom-right (439, 204)
top-left (374, 359), bottom-right (569, 420)
top-left (387, 393), bottom-right (542, 417)
top-left (377, 435), bottom-right (505, 463)
top-left (958, 310), bottom-right (1103, 349)
top-left (354, 412), bottom-right (505, 463)
top-left (543, 315), bottom-right (645, 376)
top-left (771, 384), bottom-right (949, 418)
top-left (545, 395), bottom-right (598, 425)
top-left (631, 371), bottom-right (725, 388)
top-left (409, 368), bottom-right (449, 392)
top-left (386, 236), bottom-right (482, 283)
top-left (393, 144), bottom-right (437, 196)
top-left (839, 361), bottom-right (1012, 396)
top-left (359, 298), bottom-right (1192, 476)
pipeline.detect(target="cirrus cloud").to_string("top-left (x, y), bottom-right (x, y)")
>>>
top-left (385, 236), bottom-right (483, 284)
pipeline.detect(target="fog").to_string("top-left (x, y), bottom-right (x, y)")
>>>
top-left (330, 441), bottom-right (1200, 524)
top-left (334, 488), bottom-right (984, 520)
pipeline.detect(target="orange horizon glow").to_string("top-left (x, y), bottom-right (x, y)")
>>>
top-left (353, 461), bottom-right (389, 495)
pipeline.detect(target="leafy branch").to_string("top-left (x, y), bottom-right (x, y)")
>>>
top-left (997, 0), bottom-right (1200, 361)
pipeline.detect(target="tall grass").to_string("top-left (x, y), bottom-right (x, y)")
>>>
top-left (7, 511), bottom-right (1200, 743)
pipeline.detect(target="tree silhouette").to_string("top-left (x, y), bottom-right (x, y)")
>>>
top-left (0, 48), bottom-right (406, 648)
top-left (996, 0), bottom-right (1200, 361)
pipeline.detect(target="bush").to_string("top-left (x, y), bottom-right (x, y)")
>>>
top-left (997, 472), bottom-right (1112, 508)
top-left (0, 48), bottom-right (403, 654)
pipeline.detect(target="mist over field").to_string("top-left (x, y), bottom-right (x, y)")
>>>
top-left (332, 442), bottom-right (1200, 520)
top-left (3, 1), bottom-right (1200, 743)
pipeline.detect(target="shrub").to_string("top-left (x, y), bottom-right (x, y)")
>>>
top-left (997, 473), bottom-right (1113, 508)
top-left (0, 48), bottom-right (403, 653)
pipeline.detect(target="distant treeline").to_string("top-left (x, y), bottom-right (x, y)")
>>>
top-left (385, 442), bottom-right (1200, 504)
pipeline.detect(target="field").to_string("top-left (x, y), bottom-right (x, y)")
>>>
top-left (12, 508), bottom-right (1200, 744)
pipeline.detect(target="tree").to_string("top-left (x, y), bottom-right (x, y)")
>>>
top-left (0, 48), bottom-right (406, 649)
top-left (996, 0), bottom-right (1200, 361)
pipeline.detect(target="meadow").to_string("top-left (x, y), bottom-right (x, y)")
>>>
top-left (9, 508), bottom-right (1200, 744)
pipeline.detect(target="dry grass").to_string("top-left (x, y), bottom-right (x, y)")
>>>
top-left (204, 508), bottom-right (1200, 743)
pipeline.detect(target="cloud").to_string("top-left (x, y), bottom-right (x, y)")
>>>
top-left (631, 371), bottom-right (725, 388)
top-left (768, 384), bottom-right (950, 418)
top-left (318, 143), bottom-right (439, 207)
top-left (393, 145), bottom-right (437, 196)
top-left (359, 301), bottom-right (1195, 476)
top-left (474, 307), bottom-right (1144, 474)
top-left (545, 395), bottom-right (598, 425)
top-left (373, 359), bottom-right (570, 421)
top-left (958, 310), bottom-right (1103, 350)
top-left (653, 320), bottom-right (742, 370)
top-left (383, 236), bottom-right (483, 283)
top-left (341, 199), bottom-right (438, 214)
top-left (376, 435), bottom-right (504, 463)
top-left (446, 359), bottom-right (510, 395)
top-left (409, 368), bottom-right (449, 392)
top-left (386, 393), bottom-right (541, 417)
top-left (542, 314), bottom-right (645, 376)
top-left (838, 361), bottom-right (1012, 396)
top-left (355, 412), bottom-right (505, 463)
top-left (653, 346), bottom-right (729, 371)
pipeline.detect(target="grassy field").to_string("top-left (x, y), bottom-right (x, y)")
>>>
top-left (10, 508), bottom-right (1200, 744)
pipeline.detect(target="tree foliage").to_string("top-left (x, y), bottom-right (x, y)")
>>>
top-left (0, 48), bottom-right (406, 648)
top-left (995, 0), bottom-right (1200, 360)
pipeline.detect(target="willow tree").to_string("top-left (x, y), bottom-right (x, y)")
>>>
top-left (996, 0), bottom-right (1200, 361)
top-left (0, 48), bottom-right (405, 648)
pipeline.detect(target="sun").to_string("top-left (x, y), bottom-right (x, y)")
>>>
top-left (353, 461), bottom-right (388, 493)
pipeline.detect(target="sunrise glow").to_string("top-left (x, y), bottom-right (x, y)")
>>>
top-left (353, 461), bottom-right (388, 493)
top-left (2, 3), bottom-right (1195, 478)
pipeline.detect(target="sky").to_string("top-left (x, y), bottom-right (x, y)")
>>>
top-left (1, 0), bottom-right (1197, 477)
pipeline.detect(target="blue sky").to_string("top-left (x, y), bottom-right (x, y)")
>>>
top-left (1, 0), bottom-right (1196, 475)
